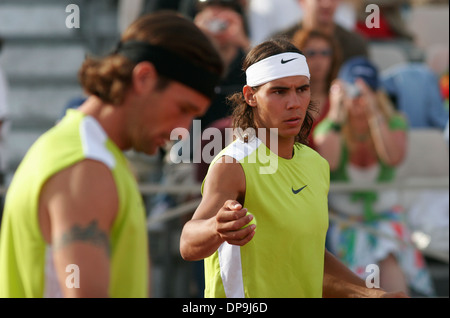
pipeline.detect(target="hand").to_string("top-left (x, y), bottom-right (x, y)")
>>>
top-left (215, 200), bottom-right (256, 246)
top-left (194, 8), bottom-right (249, 51)
top-left (328, 80), bottom-right (348, 124)
top-left (216, 9), bottom-right (250, 51)
top-left (354, 78), bottom-right (378, 119)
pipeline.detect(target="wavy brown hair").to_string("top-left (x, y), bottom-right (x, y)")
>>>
top-left (227, 38), bottom-right (317, 145)
top-left (78, 11), bottom-right (224, 105)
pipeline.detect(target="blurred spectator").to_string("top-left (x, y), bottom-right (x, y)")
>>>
top-left (118, 0), bottom-right (196, 32)
top-left (274, 0), bottom-right (368, 62)
top-left (193, 0), bottom-right (249, 130)
top-left (291, 28), bottom-right (342, 149)
top-left (314, 57), bottom-right (435, 296)
top-left (355, 0), bottom-right (414, 41)
top-left (247, 0), bottom-right (302, 46)
top-left (381, 63), bottom-right (449, 130)
top-left (440, 70), bottom-right (449, 110)
top-left (445, 120), bottom-right (449, 145)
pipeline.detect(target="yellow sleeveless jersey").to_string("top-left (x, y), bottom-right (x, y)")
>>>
top-left (203, 137), bottom-right (330, 298)
top-left (0, 110), bottom-right (148, 298)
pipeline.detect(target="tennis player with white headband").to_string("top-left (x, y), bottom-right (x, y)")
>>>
top-left (180, 39), bottom-right (408, 298)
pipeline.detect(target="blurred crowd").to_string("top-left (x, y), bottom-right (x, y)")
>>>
top-left (133, 0), bottom-right (449, 297)
top-left (0, 0), bottom-right (448, 298)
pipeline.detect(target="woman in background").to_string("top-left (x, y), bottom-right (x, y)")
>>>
top-left (314, 57), bottom-right (435, 296)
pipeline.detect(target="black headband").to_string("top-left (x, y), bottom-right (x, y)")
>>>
top-left (115, 40), bottom-right (220, 99)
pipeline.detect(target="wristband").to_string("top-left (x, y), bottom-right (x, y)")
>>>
top-left (330, 121), bottom-right (342, 133)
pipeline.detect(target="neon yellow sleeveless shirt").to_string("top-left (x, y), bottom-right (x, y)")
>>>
top-left (203, 137), bottom-right (330, 298)
top-left (0, 110), bottom-right (148, 298)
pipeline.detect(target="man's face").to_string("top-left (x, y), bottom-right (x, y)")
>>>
top-left (299, 0), bottom-right (340, 26)
top-left (127, 80), bottom-right (211, 155)
top-left (248, 75), bottom-right (311, 141)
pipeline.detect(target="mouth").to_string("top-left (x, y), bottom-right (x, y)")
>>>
top-left (284, 117), bottom-right (302, 126)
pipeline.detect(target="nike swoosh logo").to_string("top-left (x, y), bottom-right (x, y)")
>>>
top-left (292, 185), bottom-right (308, 194)
top-left (281, 58), bottom-right (298, 64)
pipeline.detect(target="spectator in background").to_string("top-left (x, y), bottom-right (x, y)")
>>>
top-left (440, 70), bottom-right (449, 110)
top-left (381, 63), bottom-right (449, 130)
top-left (247, 0), bottom-right (302, 46)
top-left (193, 0), bottom-right (249, 131)
top-left (355, 0), bottom-right (414, 41)
top-left (192, 0), bottom-right (251, 181)
top-left (313, 57), bottom-right (435, 296)
top-left (274, 0), bottom-right (368, 62)
top-left (291, 28), bottom-right (342, 149)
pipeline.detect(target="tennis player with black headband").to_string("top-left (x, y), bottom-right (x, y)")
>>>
top-left (0, 11), bottom-right (223, 298)
top-left (180, 38), bottom-right (408, 298)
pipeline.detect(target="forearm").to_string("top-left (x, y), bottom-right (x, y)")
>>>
top-left (314, 120), bottom-right (343, 171)
top-left (369, 115), bottom-right (405, 166)
top-left (323, 250), bottom-right (384, 298)
top-left (180, 217), bottom-right (224, 261)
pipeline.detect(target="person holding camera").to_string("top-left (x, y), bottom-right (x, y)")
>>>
top-left (193, 0), bottom-right (250, 130)
top-left (313, 57), bottom-right (435, 296)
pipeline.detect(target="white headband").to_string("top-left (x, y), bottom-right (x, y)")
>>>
top-left (246, 52), bottom-right (310, 87)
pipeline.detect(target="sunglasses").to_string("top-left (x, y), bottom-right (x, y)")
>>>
top-left (304, 49), bottom-right (333, 58)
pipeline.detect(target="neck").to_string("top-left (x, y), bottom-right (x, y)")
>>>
top-left (78, 96), bottom-right (129, 150)
top-left (302, 18), bottom-right (335, 36)
top-left (259, 130), bottom-right (296, 159)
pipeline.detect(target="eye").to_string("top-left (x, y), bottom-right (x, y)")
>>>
top-left (298, 86), bottom-right (310, 93)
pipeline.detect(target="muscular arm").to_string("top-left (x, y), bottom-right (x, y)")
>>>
top-left (180, 156), bottom-right (255, 261)
top-left (323, 250), bottom-right (407, 298)
top-left (39, 160), bottom-right (118, 298)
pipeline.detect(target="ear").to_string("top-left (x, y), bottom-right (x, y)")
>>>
top-left (132, 61), bottom-right (158, 95)
top-left (243, 85), bottom-right (257, 107)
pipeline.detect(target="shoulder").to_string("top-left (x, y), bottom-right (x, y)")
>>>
top-left (297, 144), bottom-right (329, 164)
top-left (296, 144), bottom-right (330, 177)
top-left (41, 159), bottom-right (118, 227)
top-left (203, 140), bottom-right (249, 200)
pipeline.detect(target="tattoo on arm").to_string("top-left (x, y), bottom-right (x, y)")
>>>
top-left (53, 220), bottom-right (110, 257)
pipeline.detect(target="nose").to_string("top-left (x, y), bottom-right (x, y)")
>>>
top-left (286, 91), bottom-right (302, 110)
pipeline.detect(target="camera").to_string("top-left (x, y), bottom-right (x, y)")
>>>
top-left (344, 83), bottom-right (361, 98)
top-left (206, 19), bottom-right (229, 33)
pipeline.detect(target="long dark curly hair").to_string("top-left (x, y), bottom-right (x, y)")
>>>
top-left (227, 38), bottom-right (317, 145)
